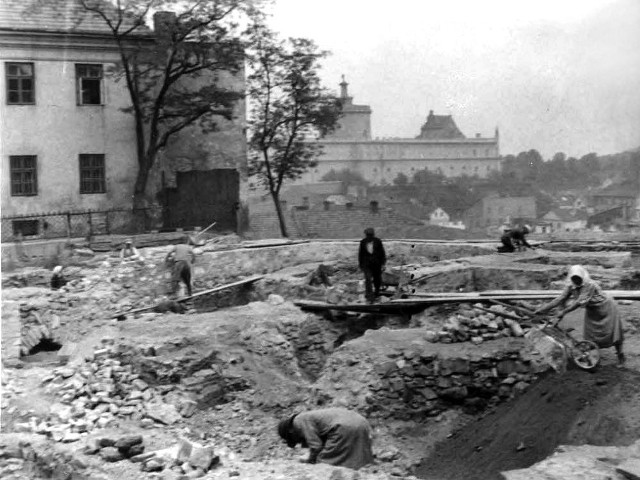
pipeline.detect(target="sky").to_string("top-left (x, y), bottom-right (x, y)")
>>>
top-left (266, 0), bottom-right (640, 158)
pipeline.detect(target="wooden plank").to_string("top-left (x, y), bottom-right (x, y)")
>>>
top-left (112, 275), bottom-right (264, 318)
top-left (175, 275), bottom-right (264, 301)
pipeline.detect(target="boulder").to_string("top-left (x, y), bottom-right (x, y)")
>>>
top-left (145, 402), bottom-right (181, 425)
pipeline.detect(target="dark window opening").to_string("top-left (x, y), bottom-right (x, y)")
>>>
top-left (79, 154), bottom-right (106, 193)
top-left (6, 62), bottom-right (34, 104)
top-left (76, 64), bottom-right (103, 105)
top-left (13, 219), bottom-right (39, 237)
top-left (10, 155), bottom-right (38, 196)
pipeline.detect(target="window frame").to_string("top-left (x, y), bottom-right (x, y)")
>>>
top-left (5, 62), bottom-right (35, 105)
top-left (79, 153), bottom-right (106, 194)
top-left (9, 155), bottom-right (38, 196)
top-left (75, 63), bottom-right (104, 106)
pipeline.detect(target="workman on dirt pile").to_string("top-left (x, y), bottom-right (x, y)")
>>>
top-left (120, 238), bottom-right (144, 262)
top-left (277, 408), bottom-right (374, 469)
top-left (534, 264), bottom-right (625, 366)
top-left (497, 225), bottom-right (532, 253)
top-left (358, 227), bottom-right (386, 303)
top-left (165, 236), bottom-right (195, 297)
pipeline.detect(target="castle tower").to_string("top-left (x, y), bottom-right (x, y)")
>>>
top-left (329, 76), bottom-right (372, 140)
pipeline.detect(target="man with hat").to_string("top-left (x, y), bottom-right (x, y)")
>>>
top-left (358, 227), bottom-right (386, 303)
top-left (120, 238), bottom-right (144, 262)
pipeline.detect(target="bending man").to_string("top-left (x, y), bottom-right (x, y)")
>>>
top-left (165, 236), bottom-right (195, 297)
top-left (277, 408), bottom-right (374, 470)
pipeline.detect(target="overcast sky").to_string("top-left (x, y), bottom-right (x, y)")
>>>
top-left (267, 0), bottom-right (640, 159)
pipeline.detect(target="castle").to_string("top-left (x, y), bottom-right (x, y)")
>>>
top-left (294, 77), bottom-right (501, 185)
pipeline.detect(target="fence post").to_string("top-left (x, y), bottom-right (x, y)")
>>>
top-left (87, 211), bottom-right (93, 242)
top-left (66, 211), bottom-right (71, 238)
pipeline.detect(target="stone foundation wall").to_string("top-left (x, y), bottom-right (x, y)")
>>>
top-left (311, 329), bottom-right (540, 421)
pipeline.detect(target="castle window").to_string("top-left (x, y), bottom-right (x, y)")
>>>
top-left (6, 62), bottom-right (35, 104)
top-left (76, 64), bottom-right (103, 105)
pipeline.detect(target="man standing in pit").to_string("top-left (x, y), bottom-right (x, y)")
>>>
top-left (165, 236), bottom-right (196, 297)
top-left (358, 227), bottom-right (386, 303)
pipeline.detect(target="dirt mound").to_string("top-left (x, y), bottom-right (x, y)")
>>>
top-left (416, 366), bottom-right (640, 480)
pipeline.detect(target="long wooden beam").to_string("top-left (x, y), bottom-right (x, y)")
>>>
top-left (112, 275), bottom-right (264, 319)
top-left (294, 289), bottom-right (640, 314)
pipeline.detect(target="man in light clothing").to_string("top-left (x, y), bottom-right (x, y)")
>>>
top-left (165, 236), bottom-right (195, 297)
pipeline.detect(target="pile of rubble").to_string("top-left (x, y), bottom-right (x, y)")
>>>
top-left (15, 341), bottom-right (202, 442)
top-left (423, 304), bottom-right (529, 345)
top-left (86, 434), bottom-right (220, 477)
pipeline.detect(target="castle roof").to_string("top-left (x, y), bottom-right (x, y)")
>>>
top-left (416, 110), bottom-right (466, 140)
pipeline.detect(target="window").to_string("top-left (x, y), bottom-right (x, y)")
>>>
top-left (6, 62), bottom-right (35, 104)
top-left (76, 64), bottom-right (103, 105)
top-left (79, 154), bottom-right (106, 193)
top-left (13, 219), bottom-right (39, 237)
top-left (10, 155), bottom-right (38, 196)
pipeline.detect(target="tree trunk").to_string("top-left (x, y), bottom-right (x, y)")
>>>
top-left (271, 191), bottom-right (289, 238)
top-left (132, 165), bottom-right (150, 210)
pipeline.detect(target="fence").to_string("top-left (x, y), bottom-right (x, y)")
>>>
top-left (1, 207), bottom-right (164, 243)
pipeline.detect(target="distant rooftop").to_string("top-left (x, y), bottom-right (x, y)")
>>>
top-left (416, 110), bottom-right (465, 140)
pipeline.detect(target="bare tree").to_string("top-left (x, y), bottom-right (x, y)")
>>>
top-left (246, 22), bottom-right (342, 237)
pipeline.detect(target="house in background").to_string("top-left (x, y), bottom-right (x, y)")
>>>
top-left (589, 182), bottom-right (638, 220)
top-left (428, 207), bottom-right (450, 226)
top-left (540, 209), bottom-right (588, 233)
top-left (0, 0), bottom-right (247, 238)
top-left (463, 194), bottom-right (536, 230)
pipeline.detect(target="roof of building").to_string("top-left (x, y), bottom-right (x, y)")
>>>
top-left (416, 110), bottom-right (466, 140)
top-left (0, 0), bottom-right (148, 35)
top-left (591, 181), bottom-right (638, 198)
top-left (543, 208), bottom-right (588, 222)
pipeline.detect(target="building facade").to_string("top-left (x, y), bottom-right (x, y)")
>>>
top-left (294, 78), bottom-right (501, 186)
top-left (463, 195), bottom-right (536, 230)
top-left (0, 0), bottom-right (247, 235)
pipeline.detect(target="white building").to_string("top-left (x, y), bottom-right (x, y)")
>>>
top-left (295, 77), bottom-right (501, 186)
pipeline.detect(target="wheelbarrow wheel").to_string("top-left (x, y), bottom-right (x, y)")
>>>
top-left (571, 340), bottom-right (600, 370)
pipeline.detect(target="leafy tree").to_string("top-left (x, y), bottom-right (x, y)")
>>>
top-left (246, 22), bottom-right (342, 237)
top-left (321, 168), bottom-right (369, 187)
top-left (32, 0), bottom-right (248, 209)
top-left (392, 172), bottom-right (409, 186)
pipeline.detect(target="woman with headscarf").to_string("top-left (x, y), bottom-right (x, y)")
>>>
top-left (50, 265), bottom-right (67, 290)
top-left (277, 408), bottom-right (374, 469)
top-left (534, 265), bottom-right (625, 365)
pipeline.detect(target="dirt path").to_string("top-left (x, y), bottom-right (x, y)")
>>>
top-left (416, 366), bottom-right (640, 480)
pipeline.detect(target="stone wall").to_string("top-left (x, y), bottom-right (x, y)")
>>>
top-left (311, 329), bottom-right (540, 421)
top-left (195, 241), bottom-right (494, 285)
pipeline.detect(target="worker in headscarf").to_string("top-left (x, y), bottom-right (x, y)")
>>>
top-left (120, 238), bottom-right (144, 262)
top-left (165, 235), bottom-right (195, 297)
top-left (50, 265), bottom-right (67, 290)
top-left (358, 227), bottom-right (386, 303)
top-left (534, 265), bottom-right (625, 365)
top-left (498, 225), bottom-right (532, 253)
top-left (277, 408), bottom-right (374, 470)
